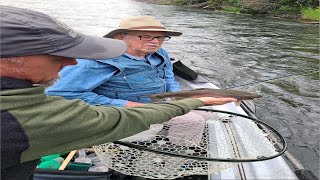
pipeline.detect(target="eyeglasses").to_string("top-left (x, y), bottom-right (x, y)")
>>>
top-left (125, 33), bottom-right (171, 41)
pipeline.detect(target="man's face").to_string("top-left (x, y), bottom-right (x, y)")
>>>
top-left (118, 31), bottom-right (167, 57)
top-left (23, 55), bottom-right (77, 85)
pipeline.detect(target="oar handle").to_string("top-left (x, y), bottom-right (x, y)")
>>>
top-left (58, 150), bottom-right (77, 170)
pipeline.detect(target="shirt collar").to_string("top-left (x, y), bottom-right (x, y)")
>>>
top-left (0, 77), bottom-right (34, 90)
top-left (96, 51), bottom-right (158, 64)
top-left (124, 53), bottom-right (145, 61)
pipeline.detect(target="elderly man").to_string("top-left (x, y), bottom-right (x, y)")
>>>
top-left (46, 16), bottom-right (182, 107)
top-left (0, 6), bottom-right (236, 179)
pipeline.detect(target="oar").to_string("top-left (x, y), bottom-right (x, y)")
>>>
top-left (58, 150), bottom-right (77, 170)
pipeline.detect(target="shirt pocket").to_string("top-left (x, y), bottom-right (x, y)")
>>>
top-left (124, 73), bottom-right (159, 89)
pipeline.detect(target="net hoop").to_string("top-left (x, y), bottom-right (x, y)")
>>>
top-left (112, 108), bottom-right (287, 162)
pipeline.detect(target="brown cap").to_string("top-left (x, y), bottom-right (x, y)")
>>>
top-left (104, 16), bottom-right (182, 38)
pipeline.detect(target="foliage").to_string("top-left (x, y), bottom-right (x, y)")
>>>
top-left (185, 0), bottom-right (207, 3)
top-left (169, 0), bottom-right (319, 20)
top-left (170, 0), bottom-right (206, 5)
top-left (221, 6), bottom-right (242, 12)
top-left (171, 0), bottom-right (319, 8)
top-left (170, 0), bottom-right (191, 5)
top-left (171, 0), bottom-right (235, 6)
top-left (207, 0), bottom-right (226, 7)
top-left (271, 5), bottom-right (302, 14)
top-left (275, 0), bottom-right (319, 8)
top-left (301, 7), bottom-right (320, 20)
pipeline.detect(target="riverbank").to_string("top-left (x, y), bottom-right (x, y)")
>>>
top-left (136, 0), bottom-right (319, 23)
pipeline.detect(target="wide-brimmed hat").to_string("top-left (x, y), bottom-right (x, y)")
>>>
top-left (104, 16), bottom-right (182, 38)
top-left (0, 5), bottom-right (127, 59)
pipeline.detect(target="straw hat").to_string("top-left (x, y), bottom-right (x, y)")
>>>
top-left (104, 16), bottom-right (182, 38)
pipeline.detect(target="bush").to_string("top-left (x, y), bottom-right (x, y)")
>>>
top-left (275, 0), bottom-right (319, 8)
top-left (272, 5), bottom-right (302, 14)
top-left (221, 6), bottom-right (242, 12)
top-left (171, 0), bottom-right (207, 5)
top-left (301, 7), bottom-right (320, 20)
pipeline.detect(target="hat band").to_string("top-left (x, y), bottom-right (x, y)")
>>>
top-left (128, 26), bottom-right (166, 30)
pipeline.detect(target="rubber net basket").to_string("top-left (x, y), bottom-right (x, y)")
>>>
top-left (93, 109), bottom-right (286, 179)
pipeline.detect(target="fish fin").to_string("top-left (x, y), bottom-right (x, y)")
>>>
top-left (158, 97), bottom-right (185, 102)
top-left (145, 94), bottom-right (162, 102)
top-left (149, 97), bottom-right (162, 102)
top-left (235, 100), bottom-right (241, 106)
top-left (173, 97), bottom-right (185, 100)
top-left (193, 88), bottom-right (214, 91)
top-left (160, 97), bottom-right (185, 101)
top-left (146, 94), bottom-right (181, 102)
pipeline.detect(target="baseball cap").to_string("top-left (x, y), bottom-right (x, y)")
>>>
top-left (0, 5), bottom-right (127, 59)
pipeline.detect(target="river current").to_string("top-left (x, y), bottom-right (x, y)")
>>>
top-left (1, 0), bottom-right (319, 178)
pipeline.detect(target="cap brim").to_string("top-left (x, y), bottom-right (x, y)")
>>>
top-left (50, 35), bottom-right (127, 60)
top-left (104, 29), bottom-right (182, 38)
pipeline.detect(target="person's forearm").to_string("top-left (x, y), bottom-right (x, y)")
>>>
top-left (18, 95), bottom-right (203, 162)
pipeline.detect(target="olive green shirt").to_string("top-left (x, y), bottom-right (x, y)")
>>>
top-left (1, 83), bottom-right (204, 162)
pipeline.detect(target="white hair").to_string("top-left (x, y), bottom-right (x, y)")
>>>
top-left (0, 57), bottom-right (26, 76)
top-left (3, 57), bottom-right (26, 66)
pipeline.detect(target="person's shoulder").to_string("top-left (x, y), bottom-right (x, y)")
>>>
top-left (157, 48), bottom-right (168, 54)
top-left (95, 55), bottom-right (128, 63)
top-left (155, 48), bottom-right (170, 60)
top-left (156, 48), bottom-right (170, 59)
top-left (76, 58), bottom-right (109, 68)
top-left (77, 59), bottom-right (99, 65)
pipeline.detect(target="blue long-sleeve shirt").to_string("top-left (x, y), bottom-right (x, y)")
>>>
top-left (46, 49), bottom-right (180, 106)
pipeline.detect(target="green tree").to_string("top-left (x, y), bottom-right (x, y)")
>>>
top-left (276, 0), bottom-right (319, 8)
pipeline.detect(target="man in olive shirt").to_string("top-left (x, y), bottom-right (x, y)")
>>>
top-left (0, 6), bottom-right (236, 180)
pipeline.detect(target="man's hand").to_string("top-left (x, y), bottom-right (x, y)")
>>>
top-left (195, 97), bottom-right (237, 106)
top-left (125, 101), bottom-right (145, 107)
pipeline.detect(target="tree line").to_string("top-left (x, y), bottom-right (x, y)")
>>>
top-left (167, 0), bottom-right (319, 20)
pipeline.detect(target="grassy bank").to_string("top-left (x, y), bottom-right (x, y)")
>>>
top-left (301, 7), bottom-right (320, 21)
top-left (143, 0), bottom-right (319, 22)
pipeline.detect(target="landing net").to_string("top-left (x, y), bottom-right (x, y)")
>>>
top-left (93, 109), bottom-right (286, 179)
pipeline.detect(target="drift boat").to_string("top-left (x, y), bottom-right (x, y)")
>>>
top-left (33, 59), bottom-right (317, 180)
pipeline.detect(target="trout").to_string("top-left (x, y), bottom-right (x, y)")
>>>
top-left (148, 88), bottom-right (262, 102)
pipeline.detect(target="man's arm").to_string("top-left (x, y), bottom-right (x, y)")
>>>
top-left (2, 84), bottom-right (235, 163)
top-left (16, 96), bottom-right (204, 162)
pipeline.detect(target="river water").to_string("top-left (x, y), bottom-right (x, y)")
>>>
top-left (1, 0), bottom-right (319, 178)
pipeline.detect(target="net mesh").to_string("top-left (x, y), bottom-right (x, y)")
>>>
top-left (93, 110), bottom-right (286, 179)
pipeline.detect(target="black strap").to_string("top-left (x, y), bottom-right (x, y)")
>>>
top-left (171, 58), bottom-right (198, 81)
